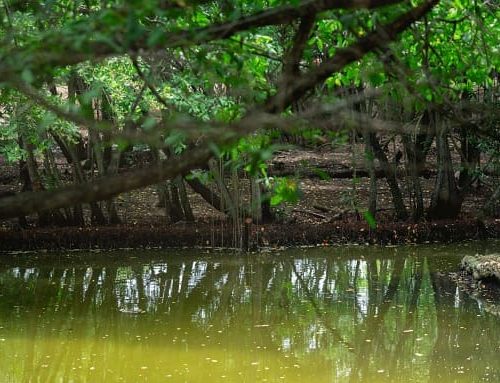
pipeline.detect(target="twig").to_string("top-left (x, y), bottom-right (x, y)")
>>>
top-left (293, 208), bottom-right (328, 219)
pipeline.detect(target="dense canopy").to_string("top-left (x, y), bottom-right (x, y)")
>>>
top-left (0, 0), bottom-right (498, 231)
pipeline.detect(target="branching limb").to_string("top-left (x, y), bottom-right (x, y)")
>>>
top-left (0, 1), bottom-right (440, 219)
top-left (264, 0), bottom-right (440, 113)
top-left (0, 145), bottom-right (214, 219)
top-left (131, 56), bottom-right (170, 109)
top-left (282, 13), bottom-right (317, 80)
top-left (0, 0), bottom-right (404, 79)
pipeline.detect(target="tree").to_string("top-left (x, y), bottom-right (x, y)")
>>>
top-left (0, 0), bottom-right (498, 224)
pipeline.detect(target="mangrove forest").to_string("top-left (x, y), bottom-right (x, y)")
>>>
top-left (0, 1), bottom-right (499, 382)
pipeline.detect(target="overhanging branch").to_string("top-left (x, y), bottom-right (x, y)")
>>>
top-left (0, 146), bottom-right (213, 219)
top-left (0, 0), bottom-right (404, 79)
top-left (0, 0), bottom-right (440, 219)
top-left (265, 0), bottom-right (440, 113)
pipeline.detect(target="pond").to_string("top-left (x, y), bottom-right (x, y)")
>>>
top-left (0, 241), bottom-right (499, 382)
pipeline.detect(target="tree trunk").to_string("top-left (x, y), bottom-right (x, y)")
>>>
top-left (157, 148), bottom-right (194, 223)
top-left (363, 131), bottom-right (377, 218)
top-left (458, 124), bottom-right (481, 190)
top-left (175, 175), bottom-right (194, 222)
top-left (42, 145), bottom-right (73, 223)
top-left (168, 181), bottom-right (185, 223)
top-left (71, 73), bottom-right (117, 225)
top-left (260, 185), bottom-right (275, 223)
top-left (52, 131), bottom-right (102, 226)
top-left (105, 149), bottom-right (122, 224)
top-left (427, 125), bottom-right (463, 219)
top-left (367, 133), bottom-right (408, 221)
top-left (250, 177), bottom-right (263, 222)
top-left (208, 158), bottom-right (238, 219)
top-left (98, 89), bottom-right (121, 224)
top-left (402, 135), bottom-right (425, 221)
top-left (21, 136), bottom-right (66, 226)
top-left (185, 177), bottom-right (225, 214)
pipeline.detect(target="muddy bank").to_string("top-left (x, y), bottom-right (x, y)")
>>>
top-left (461, 254), bottom-right (500, 283)
top-left (452, 255), bottom-right (500, 317)
top-left (0, 219), bottom-right (498, 252)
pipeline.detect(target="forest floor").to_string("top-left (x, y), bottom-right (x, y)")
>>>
top-left (0, 144), bottom-right (499, 251)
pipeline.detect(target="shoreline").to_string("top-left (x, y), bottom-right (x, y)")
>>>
top-left (0, 218), bottom-right (498, 252)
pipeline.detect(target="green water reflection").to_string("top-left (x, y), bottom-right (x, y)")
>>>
top-left (0, 242), bottom-right (499, 382)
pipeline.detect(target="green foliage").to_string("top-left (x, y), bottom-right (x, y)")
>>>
top-left (236, 135), bottom-right (274, 176)
top-left (0, 0), bottom-right (498, 221)
top-left (270, 177), bottom-right (301, 206)
top-left (312, 168), bottom-right (331, 181)
top-left (363, 210), bottom-right (377, 229)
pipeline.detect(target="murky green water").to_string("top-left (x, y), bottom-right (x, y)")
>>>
top-left (0, 241), bottom-right (499, 382)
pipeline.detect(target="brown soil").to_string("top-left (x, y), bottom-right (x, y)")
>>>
top-left (0, 219), bottom-right (498, 252)
top-left (0, 146), bottom-right (498, 251)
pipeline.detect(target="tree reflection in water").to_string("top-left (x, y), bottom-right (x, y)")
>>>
top-left (0, 243), bottom-right (499, 382)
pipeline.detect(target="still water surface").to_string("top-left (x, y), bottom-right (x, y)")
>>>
top-left (0, 241), bottom-right (499, 382)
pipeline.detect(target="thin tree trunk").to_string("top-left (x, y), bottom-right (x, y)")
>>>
top-left (363, 131), bottom-right (377, 218)
top-left (250, 177), bottom-right (262, 222)
top-left (53, 132), bottom-right (106, 225)
top-left (43, 146), bottom-right (73, 223)
top-left (72, 73), bottom-right (114, 225)
top-left (175, 175), bottom-right (194, 221)
top-left (367, 133), bottom-right (408, 221)
top-left (96, 90), bottom-right (121, 224)
top-left (21, 136), bottom-right (66, 226)
top-left (402, 135), bottom-right (424, 221)
top-left (208, 158), bottom-right (237, 218)
top-left (458, 124), bottom-right (481, 191)
top-left (105, 149), bottom-right (122, 224)
top-left (167, 180), bottom-right (183, 223)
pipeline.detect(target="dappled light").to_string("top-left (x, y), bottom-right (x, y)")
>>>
top-left (0, 1), bottom-right (499, 381)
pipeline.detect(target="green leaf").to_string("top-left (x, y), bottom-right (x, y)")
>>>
top-left (270, 178), bottom-right (300, 206)
top-left (313, 168), bottom-right (331, 181)
top-left (363, 211), bottom-right (377, 229)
